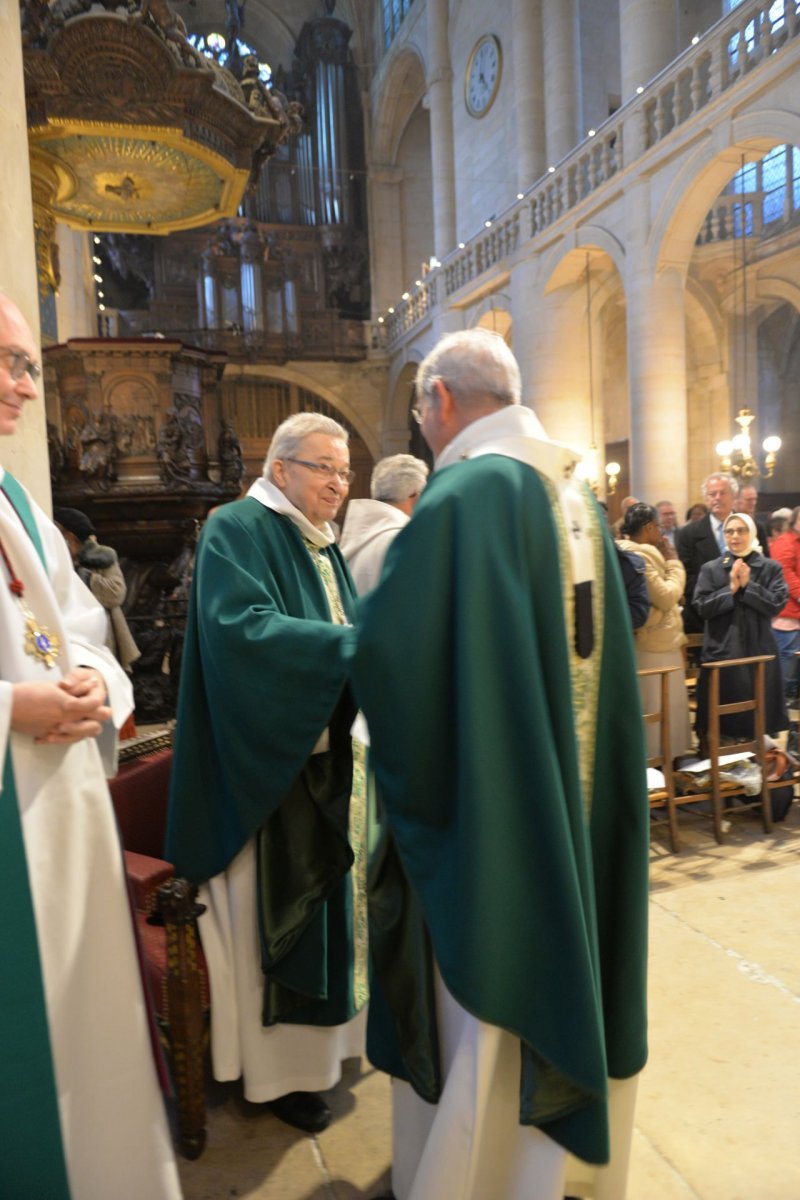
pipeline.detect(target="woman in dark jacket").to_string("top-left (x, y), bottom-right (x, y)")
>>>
top-left (694, 511), bottom-right (788, 739)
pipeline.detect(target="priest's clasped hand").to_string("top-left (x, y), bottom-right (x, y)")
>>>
top-left (11, 667), bottom-right (111, 743)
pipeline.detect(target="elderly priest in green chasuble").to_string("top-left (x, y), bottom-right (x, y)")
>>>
top-left (351, 329), bottom-right (649, 1200)
top-left (166, 412), bottom-right (367, 1135)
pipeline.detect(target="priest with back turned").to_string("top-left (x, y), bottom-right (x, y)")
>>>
top-left (352, 328), bottom-right (650, 1200)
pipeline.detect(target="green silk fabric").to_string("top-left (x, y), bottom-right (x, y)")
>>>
top-left (0, 473), bottom-right (71, 1198)
top-left (353, 455), bottom-right (649, 1166)
top-left (166, 498), bottom-right (361, 1026)
top-left (257, 743), bottom-right (359, 1026)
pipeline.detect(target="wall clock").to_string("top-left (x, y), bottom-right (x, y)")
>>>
top-left (465, 34), bottom-right (502, 118)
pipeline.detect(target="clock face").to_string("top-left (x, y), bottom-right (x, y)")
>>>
top-left (465, 35), bottom-right (501, 118)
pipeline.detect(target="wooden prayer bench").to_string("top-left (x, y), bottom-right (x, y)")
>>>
top-left (110, 733), bottom-right (209, 1159)
top-left (673, 654), bottom-right (799, 844)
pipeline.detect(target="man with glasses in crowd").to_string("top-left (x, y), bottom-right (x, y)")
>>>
top-left (352, 328), bottom-right (649, 1200)
top-left (0, 293), bottom-right (180, 1198)
top-left (167, 412), bottom-right (366, 1136)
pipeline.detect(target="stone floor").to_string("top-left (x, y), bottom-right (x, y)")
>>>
top-left (176, 800), bottom-right (800, 1200)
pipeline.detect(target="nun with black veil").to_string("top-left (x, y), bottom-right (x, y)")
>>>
top-left (693, 511), bottom-right (788, 742)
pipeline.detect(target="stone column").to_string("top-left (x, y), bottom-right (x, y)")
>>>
top-left (426, 0), bottom-right (457, 259)
top-left (512, 255), bottom-right (593, 450)
top-left (368, 164), bottom-right (405, 315)
top-left (0, 14), bottom-right (50, 507)
top-left (542, 0), bottom-right (578, 166)
top-left (626, 254), bottom-right (689, 510)
top-left (619, 0), bottom-right (676, 102)
top-left (511, 0), bottom-right (546, 190)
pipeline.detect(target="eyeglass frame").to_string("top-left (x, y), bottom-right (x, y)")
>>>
top-left (0, 346), bottom-right (42, 383)
top-left (284, 457), bottom-right (355, 484)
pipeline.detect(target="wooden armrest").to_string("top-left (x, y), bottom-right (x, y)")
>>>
top-left (124, 849), bottom-right (174, 914)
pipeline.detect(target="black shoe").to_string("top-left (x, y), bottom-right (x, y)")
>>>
top-left (270, 1090), bottom-right (332, 1133)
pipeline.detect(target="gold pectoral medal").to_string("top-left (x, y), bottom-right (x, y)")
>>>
top-left (0, 532), bottom-right (61, 669)
top-left (21, 599), bottom-right (61, 668)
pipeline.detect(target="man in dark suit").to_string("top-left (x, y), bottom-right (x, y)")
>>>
top-left (677, 473), bottom-right (737, 633)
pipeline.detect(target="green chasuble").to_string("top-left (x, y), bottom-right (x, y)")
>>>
top-left (352, 454), bottom-right (649, 1166)
top-left (166, 497), bottom-right (364, 1026)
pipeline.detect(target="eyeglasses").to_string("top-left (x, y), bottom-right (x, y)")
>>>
top-left (285, 458), bottom-right (355, 484)
top-left (0, 347), bottom-right (41, 383)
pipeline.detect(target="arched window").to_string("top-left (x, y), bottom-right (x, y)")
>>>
top-left (728, 146), bottom-right (800, 236)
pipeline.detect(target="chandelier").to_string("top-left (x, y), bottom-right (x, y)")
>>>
top-left (715, 408), bottom-right (781, 479)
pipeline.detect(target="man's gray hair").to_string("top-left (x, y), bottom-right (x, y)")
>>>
top-left (264, 411), bottom-right (348, 479)
top-left (415, 328), bottom-right (521, 409)
top-left (370, 454), bottom-right (429, 503)
top-left (701, 471), bottom-right (739, 497)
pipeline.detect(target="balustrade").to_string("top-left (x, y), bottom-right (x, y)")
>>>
top-left (384, 0), bottom-right (800, 351)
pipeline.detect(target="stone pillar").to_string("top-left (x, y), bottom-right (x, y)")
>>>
top-left (0, 14), bottom-right (50, 508)
top-left (626, 255), bottom-right (689, 511)
top-left (512, 255), bottom-right (594, 453)
top-left (368, 164), bottom-right (405, 314)
top-left (543, 0), bottom-right (578, 165)
top-left (619, 0), bottom-right (676, 101)
top-left (426, 0), bottom-right (457, 259)
top-left (512, 0), bottom-right (546, 190)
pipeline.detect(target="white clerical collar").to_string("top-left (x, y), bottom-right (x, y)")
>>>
top-left (247, 476), bottom-right (335, 548)
top-left (434, 404), bottom-right (581, 486)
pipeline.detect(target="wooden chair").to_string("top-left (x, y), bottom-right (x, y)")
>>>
top-left (684, 632), bottom-right (704, 714)
top-left (110, 736), bottom-right (210, 1159)
top-left (675, 654), bottom-right (798, 843)
top-left (639, 665), bottom-right (680, 852)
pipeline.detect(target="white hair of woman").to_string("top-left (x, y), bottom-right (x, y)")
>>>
top-left (415, 328), bottom-right (521, 410)
top-left (264, 412), bottom-right (349, 479)
top-left (370, 454), bottom-right (429, 503)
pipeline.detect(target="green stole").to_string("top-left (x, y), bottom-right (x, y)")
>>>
top-left (0, 472), bottom-right (72, 1198)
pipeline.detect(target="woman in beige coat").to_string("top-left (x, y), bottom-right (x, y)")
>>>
top-left (618, 502), bottom-right (692, 758)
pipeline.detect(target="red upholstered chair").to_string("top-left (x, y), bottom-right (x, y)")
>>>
top-left (109, 739), bottom-right (210, 1159)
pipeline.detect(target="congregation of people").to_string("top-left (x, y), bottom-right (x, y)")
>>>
top-left (611, 475), bottom-right (799, 763)
top-left (2, 282), bottom-right (797, 1200)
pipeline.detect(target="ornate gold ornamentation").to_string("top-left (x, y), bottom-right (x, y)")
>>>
top-left (23, 6), bottom-right (292, 245)
top-left (22, 608), bottom-right (61, 668)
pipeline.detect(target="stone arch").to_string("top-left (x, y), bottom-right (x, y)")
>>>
top-left (386, 353), bottom-right (422, 444)
top-left (532, 241), bottom-right (627, 495)
top-left (371, 45), bottom-right (428, 166)
top-left (652, 110), bottom-right (800, 276)
top-left (470, 293), bottom-right (512, 342)
top-left (225, 363), bottom-right (380, 459)
top-left (369, 45), bottom-right (432, 311)
top-left (541, 226), bottom-right (626, 294)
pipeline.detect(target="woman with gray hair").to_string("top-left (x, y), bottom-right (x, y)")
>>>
top-left (167, 410), bottom-right (367, 1135)
top-left (340, 453), bottom-right (429, 594)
